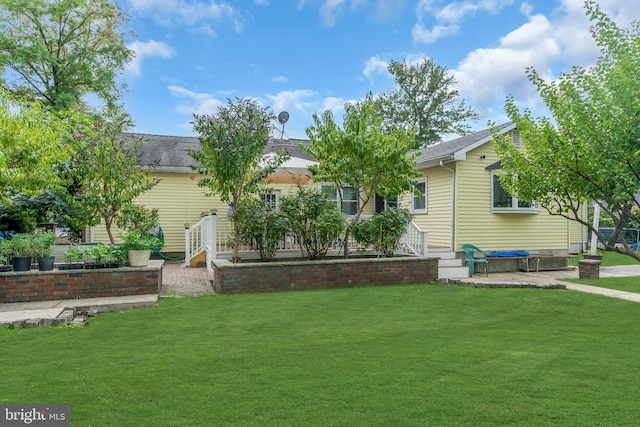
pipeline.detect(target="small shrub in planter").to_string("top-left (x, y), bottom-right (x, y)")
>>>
top-left (121, 230), bottom-right (161, 267)
top-left (60, 245), bottom-right (85, 270)
top-left (0, 254), bottom-right (11, 272)
top-left (234, 198), bottom-right (288, 261)
top-left (280, 188), bottom-right (347, 260)
top-left (31, 229), bottom-right (57, 271)
top-left (352, 208), bottom-right (413, 257)
top-left (84, 243), bottom-right (122, 268)
top-left (2, 233), bottom-right (35, 271)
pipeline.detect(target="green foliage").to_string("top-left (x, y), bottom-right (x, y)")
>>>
top-left (86, 243), bottom-right (121, 264)
top-left (120, 229), bottom-right (161, 252)
top-left (492, 0), bottom-right (640, 261)
top-left (190, 98), bottom-right (288, 261)
top-left (69, 108), bottom-right (159, 244)
top-left (1, 233), bottom-right (35, 258)
top-left (234, 197), bottom-right (288, 261)
top-left (280, 188), bottom-right (346, 260)
top-left (0, 90), bottom-right (71, 201)
top-left (0, 0), bottom-right (132, 111)
top-left (63, 245), bottom-right (85, 263)
top-left (304, 93), bottom-right (419, 254)
top-left (352, 208), bottom-right (413, 257)
top-left (378, 59), bottom-right (479, 148)
top-left (117, 204), bottom-right (159, 234)
top-left (30, 229), bottom-right (56, 258)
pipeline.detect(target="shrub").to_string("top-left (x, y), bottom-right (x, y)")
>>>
top-left (352, 208), bottom-right (413, 257)
top-left (280, 188), bottom-right (346, 260)
top-left (234, 198), bottom-right (288, 261)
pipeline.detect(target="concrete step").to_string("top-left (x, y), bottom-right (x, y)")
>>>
top-left (438, 266), bottom-right (470, 280)
top-left (438, 258), bottom-right (463, 267)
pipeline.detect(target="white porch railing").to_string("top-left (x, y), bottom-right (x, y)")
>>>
top-left (184, 213), bottom-right (429, 270)
top-left (402, 222), bottom-right (429, 256)
top-left (184, 211), bottom-right (218, 273)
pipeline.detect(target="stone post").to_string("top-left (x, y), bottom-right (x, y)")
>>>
top-left (578, 259), bottom-right (601, 279)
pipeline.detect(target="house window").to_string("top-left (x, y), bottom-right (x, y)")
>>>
top-left (321, 185), bottom-right (359, 215)
top-left (375, 194), bottom-right (398, 213)
top-left (491, 172), bottom-right (537, 213)
top-left (260, 190), bottom-right (281, 210)
top-left (411, 179), bottom-right (427, 214)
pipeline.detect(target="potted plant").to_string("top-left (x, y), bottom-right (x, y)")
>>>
top-left (0, 254), bottom-right (11, 272)
top-left (2, 233), bottom-right (35, 272)
top-left (121, 230), bottom-right (160, 267)
top-left (60, 245), bottom-right (85, 270)
top-left (32, 229), bottom-right (57, 271)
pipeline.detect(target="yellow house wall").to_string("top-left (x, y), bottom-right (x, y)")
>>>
top-left (453, 142), bottom-right (573, 253)
top-left (409, 168), bottom-right (453, 248)
top-left (92, 172), bottom-right (317, 253)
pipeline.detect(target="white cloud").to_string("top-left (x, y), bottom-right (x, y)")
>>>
top-left (319, 0), bottom-right (347, 26)
top-left (363, 56), bottom-right (390, 83)
top-left (412, 0), bottom-right (513, 44)
top-left (272, 76), bottom-right (288, 83)
top-left (125, 40), bottom-right (176, 77)
top-left (127, 0), bottom-right (242, 35)
top-left (412, 23), bottom-right (459, 44)
top-left (168, 85), bottom-right (223, 116)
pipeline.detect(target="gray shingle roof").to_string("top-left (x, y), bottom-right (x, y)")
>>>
top-left (413, 122), bottom-right (513, 167)
top-left (126, 122), bottom-right (513, 171)
top-left (121, 133), bottom-right (313, 171)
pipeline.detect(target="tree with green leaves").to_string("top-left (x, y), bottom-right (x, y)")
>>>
top-left (492, 0), bottom-right (640, 260)
top-left (378, 58), bottom-right (479, 148)
top-left (70, 108), bottom-right (159, 244)
top-left (304, 93), bottom-right (419, 256)
top-left (0, 89), bottom-right (70, 201)
top-left (190, 98), bottom-right (289, 262)
top-left (0, 0), bottom-right (132, 112)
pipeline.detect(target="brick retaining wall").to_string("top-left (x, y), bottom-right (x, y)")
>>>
top-left (213, 256), bottom-right (438, 294)
top-left (0, 260), bottom-right (163, 303)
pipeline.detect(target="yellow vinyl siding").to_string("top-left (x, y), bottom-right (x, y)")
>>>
top-left (410, 168), bottom-right (452, 248)
top-left (454, 142), bottom-right (572, 252)
top-left (92, 173), bottom-right (317, 253)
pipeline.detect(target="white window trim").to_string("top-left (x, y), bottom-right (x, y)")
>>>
top-left (319, 184), bottom-right (360, 215)
top-left (411, 178), bottom-right (427, 214)
top-left (260, 190), bottom-right (281, 210)
top-left (490, 171), bottom-right (539, 214)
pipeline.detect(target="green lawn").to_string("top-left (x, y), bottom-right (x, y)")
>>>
top-left (2, 285), bottom-right (640, 426)
top-left (580, 250), bottom-right (640, 266)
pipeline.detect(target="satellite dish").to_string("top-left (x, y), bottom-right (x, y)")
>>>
top-left (278, 111), bottom-right (289, 125)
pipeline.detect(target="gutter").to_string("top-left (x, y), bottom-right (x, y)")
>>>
top-left (439, 160), bottom-right (455, 251)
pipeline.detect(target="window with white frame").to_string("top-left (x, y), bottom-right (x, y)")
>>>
top-left (411, 178), bottom-right (427, 214)
top-left (491, 171), bottom-right (538, 213)
top-left (375, 194), bottom-right (399, 213)
top-left (260, 190), bottom-right (281, 210)
top-left (321, 185), bottom-right (359, 215)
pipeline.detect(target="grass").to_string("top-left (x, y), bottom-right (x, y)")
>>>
top-left (579, 250), bottom-right (640, 267)
top-left (2, 285), bottom-right (640, 426)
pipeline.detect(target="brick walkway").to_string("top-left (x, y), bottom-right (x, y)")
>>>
top-left (161, 262), bottom-right (214, 297)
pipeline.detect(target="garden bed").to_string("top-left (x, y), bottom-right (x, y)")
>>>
top-left (213, 255), bottom-right (438, 294)
top-left (0, 260), bottom-right (163, 303)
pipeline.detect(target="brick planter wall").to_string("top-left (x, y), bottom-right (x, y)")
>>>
top-left (213, 256), bottom-right (438, 294)
top-left (0, 260), bottom-right (163, 303)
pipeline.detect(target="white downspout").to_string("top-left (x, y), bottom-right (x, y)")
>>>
top-left (440, 161), bottom-right (455, 251)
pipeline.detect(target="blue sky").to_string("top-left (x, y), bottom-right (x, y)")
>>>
top-left (119, 0), bottom-right (637, 140)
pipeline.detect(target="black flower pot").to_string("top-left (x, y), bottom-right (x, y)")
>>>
top-left (38, 256), bottom-right (56, 271)
top-left (12, 256), bottom-right (33, 272)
